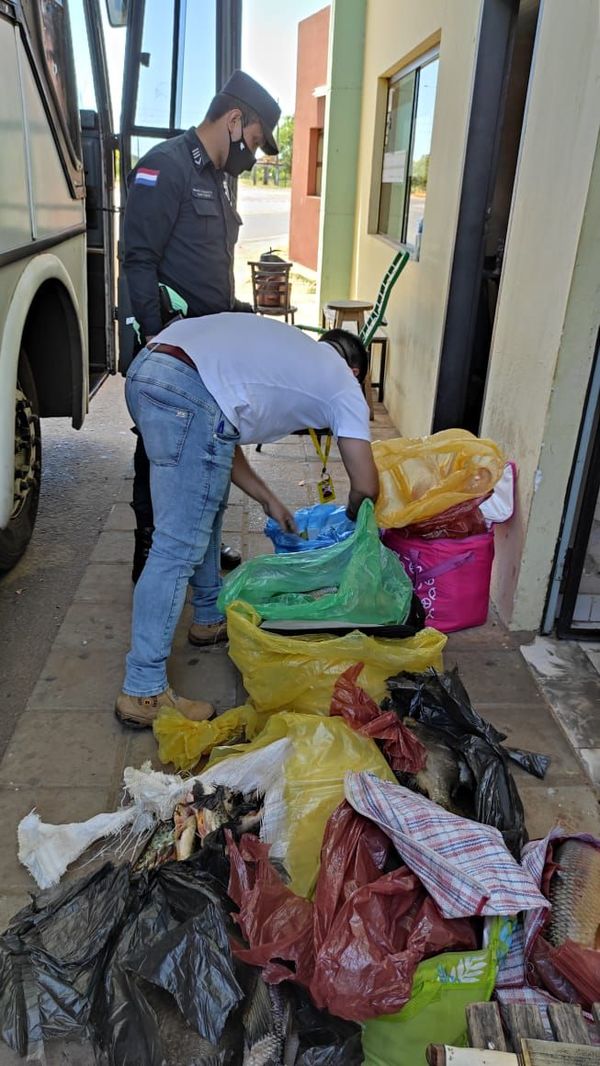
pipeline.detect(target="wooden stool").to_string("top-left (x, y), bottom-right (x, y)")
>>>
top-left (322, 299), bottom-right (373, 331)
top-left (321, 300), bottom-right (376, 419)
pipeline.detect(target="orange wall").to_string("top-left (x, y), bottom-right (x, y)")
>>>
top-left (289, 6), bottom-right (330, 271)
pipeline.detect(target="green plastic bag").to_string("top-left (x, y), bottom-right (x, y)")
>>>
top-left (218, 501), bottom-right (413, 625)
top-left (362, 917), bottom-right (515, 1065)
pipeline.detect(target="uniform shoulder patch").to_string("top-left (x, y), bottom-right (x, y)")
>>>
top-left (135, 168), bottom-right (160, 187)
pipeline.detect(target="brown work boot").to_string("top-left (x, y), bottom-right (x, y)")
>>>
top-left (115, 686), bottom-right (214, 729)
top-left (188, 620), bottom-right (228, 646)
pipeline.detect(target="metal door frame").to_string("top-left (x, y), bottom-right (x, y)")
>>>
top-left (543, 330), bottom-right (600, 638)
top-left (433, 0), bottom-right (519, 432)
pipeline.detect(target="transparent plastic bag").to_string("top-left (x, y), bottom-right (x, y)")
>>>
top-left (372, 430), bottom-right (505, 529)
top-left (226, 601), bottom-right (446, 716)
top-left (219, 501), bottom-right (413, 626)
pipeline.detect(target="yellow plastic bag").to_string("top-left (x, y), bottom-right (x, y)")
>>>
top-left (153, 703), bottom-right (268, 772)
top-left (226, 600), bottom-right (446, 715)
top-left (372, 430), bottom-right (505, 529)
top-left (209, 712), bottom-right (397, 898)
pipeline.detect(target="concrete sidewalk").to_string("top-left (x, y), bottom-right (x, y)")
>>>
top-left (1, 400), bottom-right (599, 939)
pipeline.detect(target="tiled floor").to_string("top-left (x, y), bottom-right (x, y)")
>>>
top-left (521, 635), bottom-right (600, 791)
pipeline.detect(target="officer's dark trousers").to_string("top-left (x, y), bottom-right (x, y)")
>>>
top-left (130, 333), bottom-right (153, 529)
top-left (132, 432), bottom-right (153, 529)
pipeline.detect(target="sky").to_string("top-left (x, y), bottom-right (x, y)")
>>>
top-left (241, 0), bottom-right (328, 117)
top-left (71, 0), bottom-right (328, 131)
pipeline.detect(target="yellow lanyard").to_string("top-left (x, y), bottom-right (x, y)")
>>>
top-left (308, 428), bottom-right (332, 471)
top-left (309, 429), bottom-right (336, 503)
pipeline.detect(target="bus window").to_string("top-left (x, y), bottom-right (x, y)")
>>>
top-left (135, 0), bottom-right (176, 129)
top-left (133, 0), bottom-right (217, 132)
top-left (178, 1), bottom-right (216, 128)
top-left (35, 0), bottom-right (81, 163)
top-left (68, 0), bottom-right (98, 111)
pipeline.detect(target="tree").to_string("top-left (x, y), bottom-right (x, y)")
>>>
top-left (411, 153), bottom-right (430, 192)
top-left (277, 115), bottom-right (294, 182)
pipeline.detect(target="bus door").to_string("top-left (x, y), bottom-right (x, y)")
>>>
top-left (115, 0), bottom-right (241, 372)
top-left (82, 0), bottom-right (118, 388)
top-left (70, 0), bottom-right (118, 385)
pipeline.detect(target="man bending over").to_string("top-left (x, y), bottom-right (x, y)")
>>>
top-left (115, 314), bottom-right (378, 728)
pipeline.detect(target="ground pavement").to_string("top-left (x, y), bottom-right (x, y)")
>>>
top-left (1, 405), bottom-right (599, 990)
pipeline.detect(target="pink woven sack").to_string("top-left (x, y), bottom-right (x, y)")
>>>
top-left (381, 530), bottom-right (495, 633)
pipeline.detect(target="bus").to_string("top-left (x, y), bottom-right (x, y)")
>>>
top-left (0, 0), bottom-right (241, 570)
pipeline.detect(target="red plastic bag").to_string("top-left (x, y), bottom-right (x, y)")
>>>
top-left (226, 831), bottom-right (313, 985)
top-left (227, 804), bottom-right (478, 1021)
top-left (309, 804), bottom-right (477, 1019)
top-left (330, 665), bottom-right (427, 775)
top-left (550, 940), bottom-right (600, 1007)
top-left (313, 800), bottom-right (391, 952)
top-left (392, 496), bottom-right (490, 540)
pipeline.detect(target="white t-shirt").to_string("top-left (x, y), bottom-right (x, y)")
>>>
top-left (153, 313), bottom-right (371, 445)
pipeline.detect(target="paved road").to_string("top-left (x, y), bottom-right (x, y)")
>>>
top-left (237, 184), bottom-right (290, 245)
top-left (0, 375), bottom-right (132, 760)
top-left (0, 186), bottom-right (291, 762)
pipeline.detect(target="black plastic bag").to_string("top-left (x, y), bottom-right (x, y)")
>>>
top-left (0, 857), bottom-right (243, 1065)
top-left (456, 734), bottom-right (527, 857)
top-left (385, 668), bottom-right (550, 856)
top-left (385, 667), bottom-right (549, 777)
top-left (291, 987), bottom-right (363, 1066)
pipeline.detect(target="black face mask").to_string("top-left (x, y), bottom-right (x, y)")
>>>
top-left (224, 133), bottom-right (256, 177)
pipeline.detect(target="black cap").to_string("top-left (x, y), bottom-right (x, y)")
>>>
top-left (220, 69), bottom-right (281, 155)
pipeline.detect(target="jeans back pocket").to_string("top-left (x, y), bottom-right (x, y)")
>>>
top-left (137, 390), bottom-right (193, 466)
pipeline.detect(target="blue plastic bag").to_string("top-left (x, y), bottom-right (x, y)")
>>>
top-left (265, 503), bottom-right (356, 554)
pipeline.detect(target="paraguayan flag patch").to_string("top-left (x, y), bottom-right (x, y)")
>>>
top-left (135, 168), bottom-right (159, 187)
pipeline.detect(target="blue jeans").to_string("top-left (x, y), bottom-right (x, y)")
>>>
top-left (123, 349), bottom-right (239, 695)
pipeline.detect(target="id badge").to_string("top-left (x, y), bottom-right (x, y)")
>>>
top-left (317, 472), bottom-right (336, 503)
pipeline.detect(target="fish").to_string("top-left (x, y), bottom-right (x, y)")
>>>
top-left (175, 814), bottom-right (197, 860)
top-left (133, 822), bottom-right (175, 871)
top-left (399, 720), bottom-right (474, 817)
top-left (242, 976), bottom-right (291, 1066)
top-left (192, 783), bottom-right (264, 840)
top-left (546, 839), bottom-right (600, 950)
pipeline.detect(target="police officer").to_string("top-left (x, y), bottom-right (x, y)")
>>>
top-left (123, 70), bottom-right (281, 589)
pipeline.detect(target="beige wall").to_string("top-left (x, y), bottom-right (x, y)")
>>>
top-left (351, 0), bottom-right (484, 436)
top-left (481, 0), bottom-right (600, 630)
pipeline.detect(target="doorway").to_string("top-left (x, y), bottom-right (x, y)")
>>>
top-left (433, 0), bottom-right (540, 433)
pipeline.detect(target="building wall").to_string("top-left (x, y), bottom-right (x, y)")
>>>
top-left (350, 0), bottom-right (484, 436)
top-left (289, 6), bottom-right (330, 271)
top-left (480, 0), bottom-right (600, 630)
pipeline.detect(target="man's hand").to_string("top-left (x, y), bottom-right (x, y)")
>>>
top-left (231, 446), bottom-right (297, 532)
top-left (262, 493), bottom-right (297, 532)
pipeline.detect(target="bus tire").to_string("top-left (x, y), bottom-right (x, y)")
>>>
top-left (0, 350), bottom-right (42, 572)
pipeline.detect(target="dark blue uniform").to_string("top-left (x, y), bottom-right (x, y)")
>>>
top-left (124, 128), bottom-right (248, 548)
top-left (124, 127), bottom-right (243, 338)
